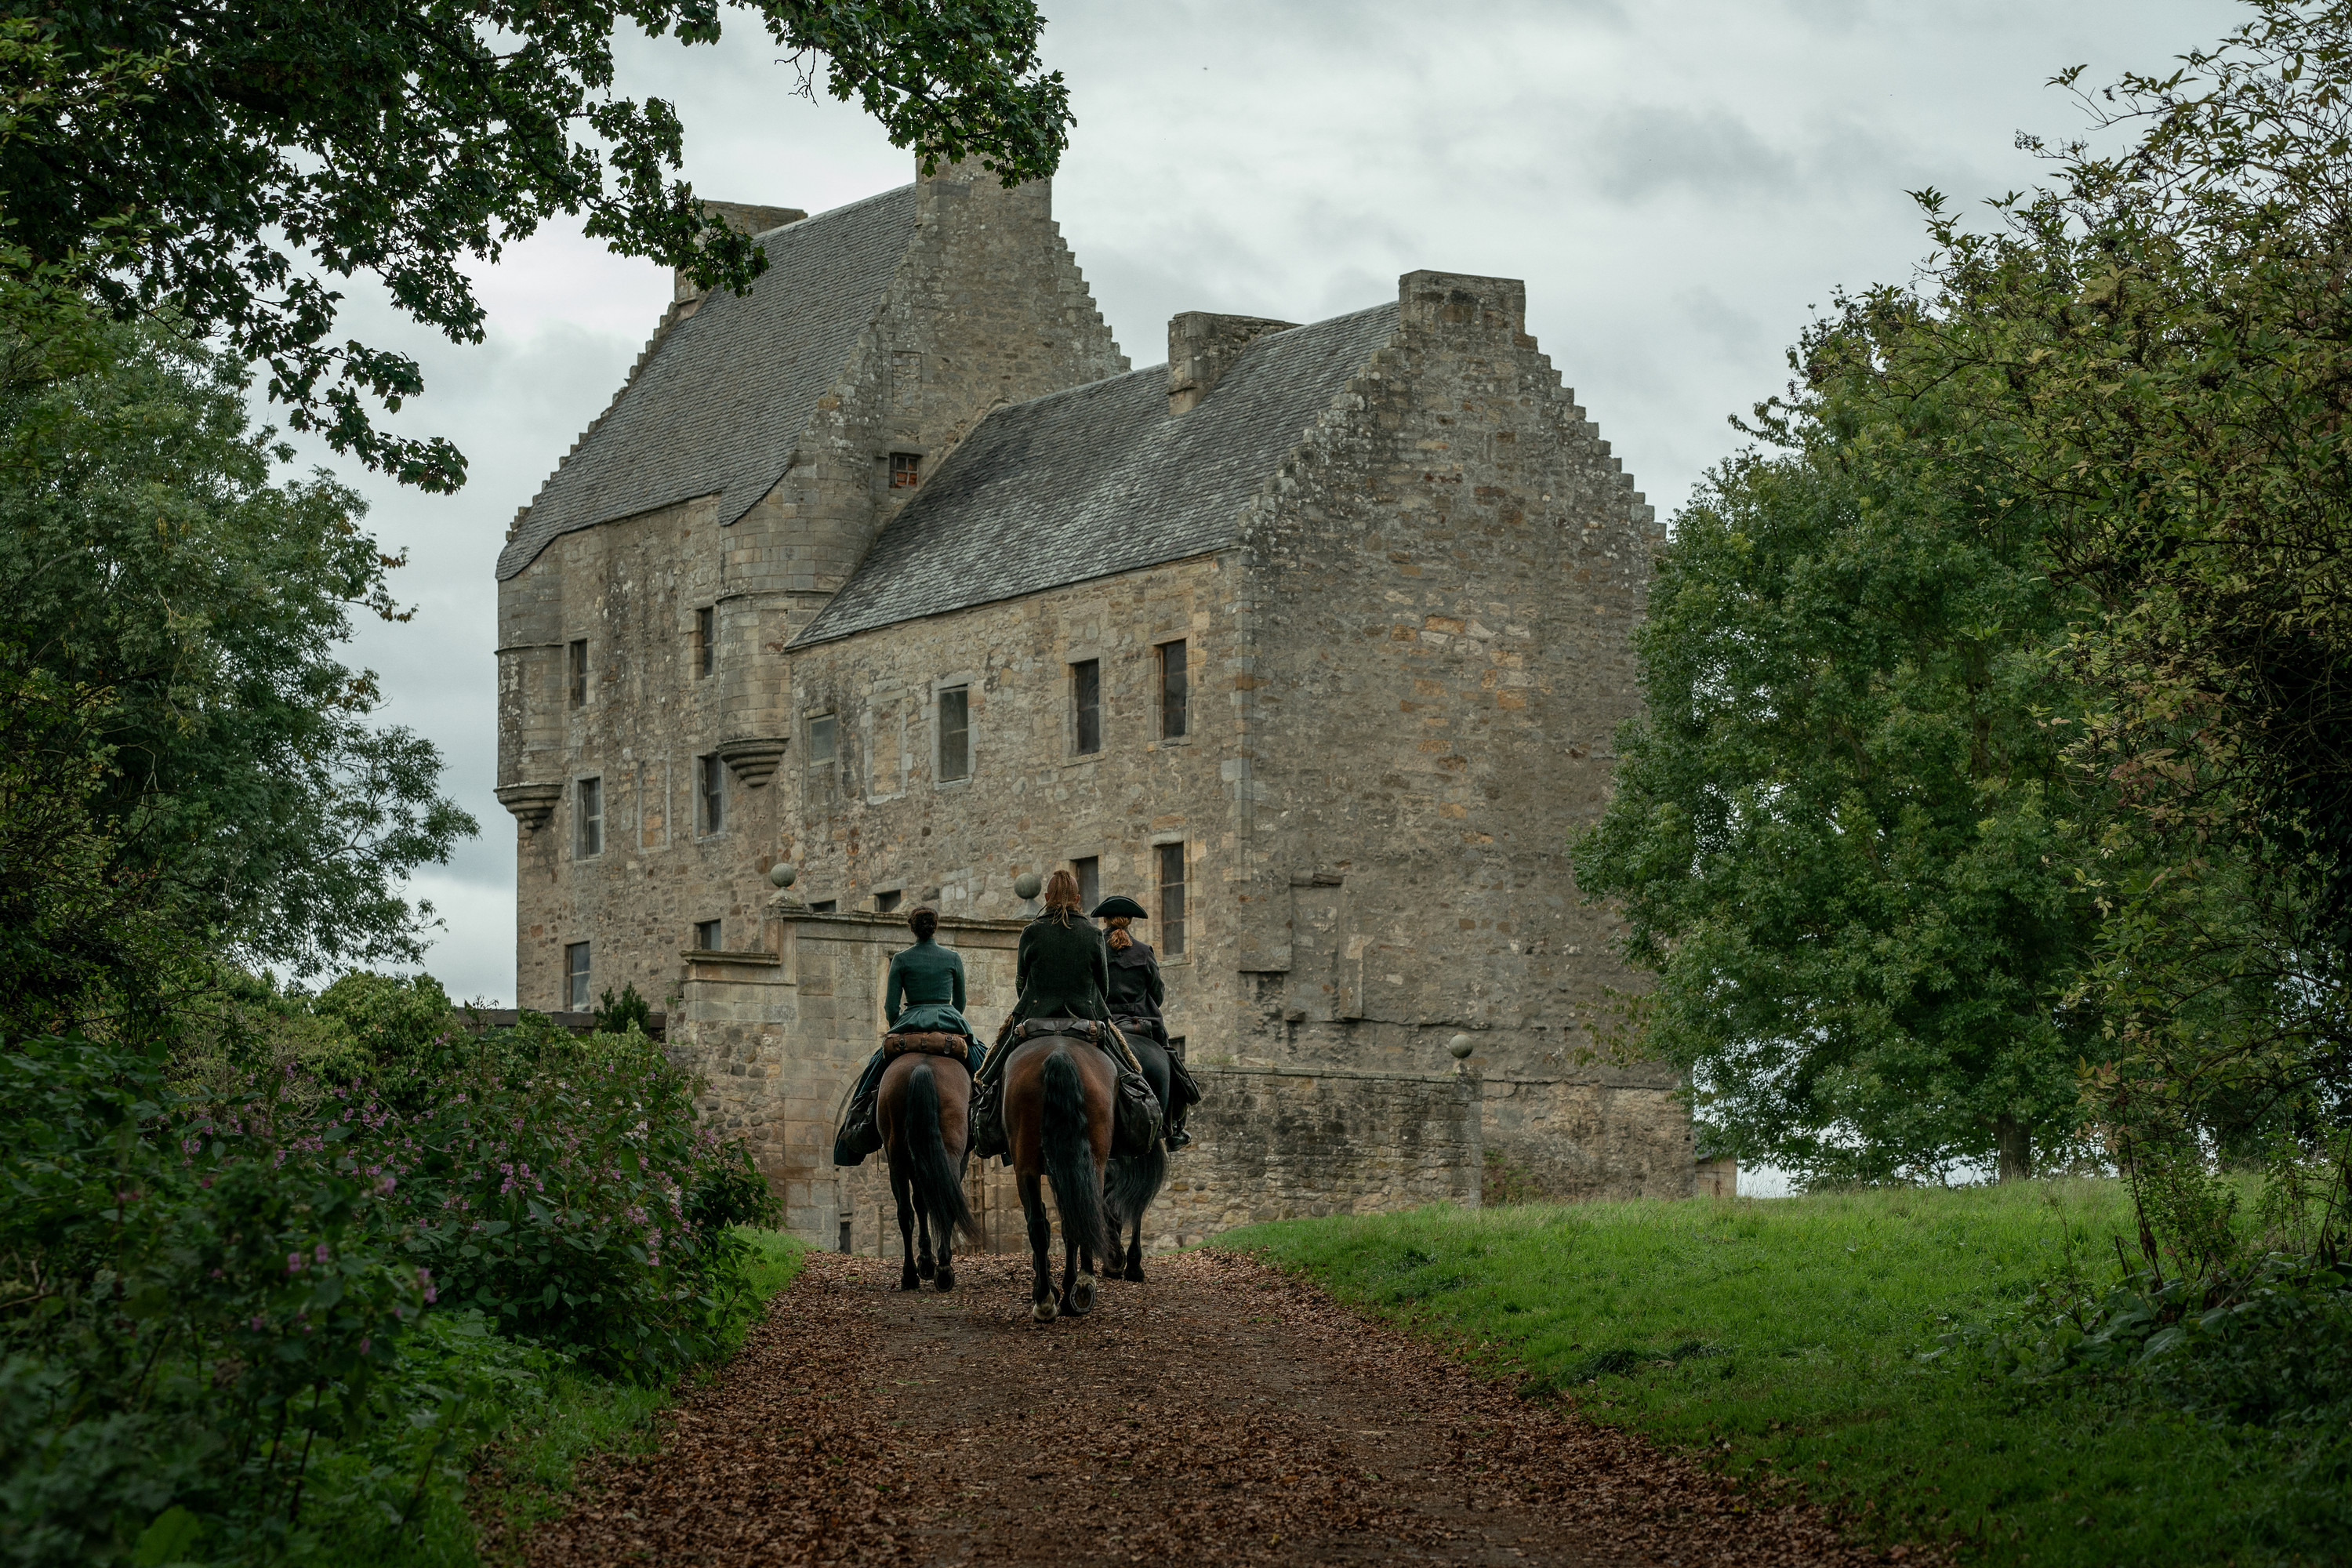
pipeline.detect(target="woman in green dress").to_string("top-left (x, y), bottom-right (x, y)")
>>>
top-left (833, 906), bottom-right (985, 1166)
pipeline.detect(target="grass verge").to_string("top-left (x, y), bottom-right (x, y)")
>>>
top-left (1216, 1183), bottom-right (2343, 1568)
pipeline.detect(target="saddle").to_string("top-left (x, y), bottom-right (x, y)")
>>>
top-left (883, 1029), bottom-right (970, 1065)
top-left (970, 1018), bottom-right (1163, 1162)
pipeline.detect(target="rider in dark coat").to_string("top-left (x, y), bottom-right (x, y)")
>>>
top-left (1094, 895), bottom-right (1200, 1149)
top-left (971, 868), bottom-right (1108, 1106)
top-left (833, 906), bottom-right (984, 1167)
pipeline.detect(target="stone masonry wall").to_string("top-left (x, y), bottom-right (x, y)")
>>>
top-left (779, 554), bottom-right (1240, 1047)
top-left (1220, 269), bottom-right (1690, 1199)
top-left (1153, 1065), bottom-right (1481, 1240)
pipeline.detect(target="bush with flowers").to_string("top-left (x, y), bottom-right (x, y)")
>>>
top-left (1, 1004), bottom-right (776, 1566)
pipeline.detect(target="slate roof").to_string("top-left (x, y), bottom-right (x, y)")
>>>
top-left (788, 302), bottom-right (1400, 648)
top-left (495, 185), bottom-right (919, 581)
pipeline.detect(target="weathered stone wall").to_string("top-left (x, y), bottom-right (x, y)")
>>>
top-left (779, 554), bottom-right (1236, 1039)
top-left (668, 910), bottom-right (1026, 1242)
top-left (1218, 269), bottom-right (1690, 1198)
top-left (1153, 1065), bottom-right (1481, 1241)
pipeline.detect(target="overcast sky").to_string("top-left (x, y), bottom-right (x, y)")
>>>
top-left (303, 0), bottom-right (2242, 1007)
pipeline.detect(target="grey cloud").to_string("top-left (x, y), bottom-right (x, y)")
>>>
top-left (1588, 104), bottom-right (1802, 202)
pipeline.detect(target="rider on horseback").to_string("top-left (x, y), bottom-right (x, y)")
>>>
top-left (1092, 895), bottom-right (1201, 1150)
top-left (971, 869), bottom-right (1167, 1160)
top-left (833, 905), bottom-right (986, 1167)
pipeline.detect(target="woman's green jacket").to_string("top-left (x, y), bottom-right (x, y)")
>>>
top-left (884, 937), bottom-right (972, 1036)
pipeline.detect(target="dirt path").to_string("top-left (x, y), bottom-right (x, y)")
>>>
top-left (518, 1251), bottom-right (1888, 1567)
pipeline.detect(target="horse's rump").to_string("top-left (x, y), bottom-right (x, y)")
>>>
top-left (880, 1055), bottom-right (977, 1240)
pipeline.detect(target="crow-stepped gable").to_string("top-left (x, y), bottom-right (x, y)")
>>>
top-left (495, 159), bottom-right (1694, 1249)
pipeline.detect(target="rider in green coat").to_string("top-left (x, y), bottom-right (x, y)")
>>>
top-left (833, 906), bottom-right (985, 1167)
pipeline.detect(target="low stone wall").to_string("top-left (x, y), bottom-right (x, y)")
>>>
top-left (1476, 1073), bottom-right (1695, 1205)
top-left (1148, 1065), bottom-right (1482, 1244)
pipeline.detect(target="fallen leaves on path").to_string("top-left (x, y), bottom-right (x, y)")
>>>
top-left (514, 1250), bottom-right (1915, 1566)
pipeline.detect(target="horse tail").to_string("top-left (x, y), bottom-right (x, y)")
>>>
top-left (903, 1061), bottom-right (977, 1240)
top-left (1040, 1047), bottom-right (1108, 1259)
top-left (1105, 1145), bottom-right (1167, 1229)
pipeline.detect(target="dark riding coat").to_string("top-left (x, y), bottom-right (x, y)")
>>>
top-left (1009, 913), bottom-right (1109, 1025)
top-left (1105, 938), bottom-right (1166, 1044)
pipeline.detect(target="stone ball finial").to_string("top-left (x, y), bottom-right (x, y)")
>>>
top-left (1448, 1033), bottom-right (1475, 1062)
top-left (768, 862), bottom-right (797, 889)
top-left (1012, 871), bottom-right (1043, 901)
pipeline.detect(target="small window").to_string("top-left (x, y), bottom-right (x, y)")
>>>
top-left (1158, 841), bottom-right (1186, 958)
top-left (1167, 1035), bottom-right (1186, 1063)
top-left (575, 777), bottom-right (602, 858)
top-left (568, 640), bottom-right (588, 708)
top-left (889, 452), bottom-right (920, 489)
top-left (694, 607), bottom-right (713, 679)
top-left (808, 712), bottom-right (837, 766)
top-left (1071, 659), bottom-right (1102, 754)
top-left (693, 918), bottom-right (722, 951)
top-left (564, 942), bottom-right (591, 1011)
top-left (938, 685), bottom-right (971, 782)
top-left (1159, 640), bottom-right (1189, 740)
top-left (808, 899), bottom-right (837, 914)
top-left (874, 889), bottom-right (902, 913)
top-left (1073, 857), bottom-right (1101, 916)
top-left (699, 753), bottom-right (726, 834)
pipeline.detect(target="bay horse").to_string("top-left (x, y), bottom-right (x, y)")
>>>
top-left (1000, 1028), bottom-right (1116, 1321)
top-left (877, 1051), bottom-right (978, 1291)
top-left (1104, 1022), bottom-right (1172, 1282)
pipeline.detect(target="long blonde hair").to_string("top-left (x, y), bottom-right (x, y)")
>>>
top-left (1042, 868), bottom-right (1082, 924)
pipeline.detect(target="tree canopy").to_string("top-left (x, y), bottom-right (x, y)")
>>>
top-left (0, 0), bottom-right (1076, 489)
top-left (1573, 412), bottom-right (2103, 1185)
top-left (0, 309), bottom-right (473, 1013)
top-left (1581, 0), bottom-right (2352, 1189)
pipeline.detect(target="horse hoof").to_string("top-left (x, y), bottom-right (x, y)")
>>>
top-left (1123, 1264), bottom-right (1147, 1283)
top-left (1069, 1275), bottom-right (1097, 1316)
top-left (934, 1267), bottom-right (956, 1292)
top-left (918, 1259), bottom-right (936, 1279)
top-left (898, 1268), bottom-right (921, 1291)
top-left (1033, 1298), bottom-right (1058, 1323)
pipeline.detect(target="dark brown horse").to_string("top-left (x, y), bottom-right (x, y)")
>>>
top-left (1104, 1025), bottom-right (1172, 1282)
top-left (877, 1051), bottom-right (978, 1291)
top-left (1000, 1031), bottom-right (1116, 1321)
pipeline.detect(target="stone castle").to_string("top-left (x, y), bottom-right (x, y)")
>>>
top-left (493, 160), bottom-right (1693, 1249)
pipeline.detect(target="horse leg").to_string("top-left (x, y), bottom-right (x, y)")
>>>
top-left (893, 1164), bottom-right (920, 1291)
top-left (1123, 1213), bottom-right (1146, 1283)
top-left (916, 1203), bottom-right (937, 1280)
top-left (933, 1205), bottom-right (956, 1292)
top-left (1063, 1229), bottom-right (1098, 1318)
top-left (1020, 1171), bottom-right (1057, 1323)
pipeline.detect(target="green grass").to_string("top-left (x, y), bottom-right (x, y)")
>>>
top-left (1216, 1184), bottom-right (2345, 1568)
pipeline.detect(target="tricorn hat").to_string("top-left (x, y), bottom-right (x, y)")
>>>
top-left (1090, 895), bottom-right (1149, 920)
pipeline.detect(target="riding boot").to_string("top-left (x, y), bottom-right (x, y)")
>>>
top-left (1164, 1112), bottom-right (1192, 1151)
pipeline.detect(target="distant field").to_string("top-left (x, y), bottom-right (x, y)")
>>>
top-left (1215, 1183), bottom-right (2343, 1568)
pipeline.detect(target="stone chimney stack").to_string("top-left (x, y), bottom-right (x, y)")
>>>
top-left (674, 201), bottom-right (808, 306)
top-left (1167, 311), bottom-right (1298, 415)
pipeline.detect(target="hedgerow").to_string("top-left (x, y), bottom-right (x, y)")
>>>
top-left (0, 1016), bottom-right (775, 1565)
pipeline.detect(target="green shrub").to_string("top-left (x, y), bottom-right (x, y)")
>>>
top-left (0, 1036), bottom-right (421, 1566)
top-left (1, 1013), bottom-right (777, 1563)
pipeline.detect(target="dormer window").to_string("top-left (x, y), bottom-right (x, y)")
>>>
top-left (889, 452), bottom-right (920, 489)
